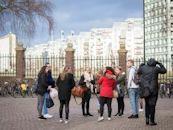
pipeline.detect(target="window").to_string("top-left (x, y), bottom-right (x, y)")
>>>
top-left (156, 32), bottom-right (158, 37)
top-left (171, 23), bottom-right (173, 28)
top-left (152, 33), bottom-right (154, 38)
top-left (159, 9), bottom-right (162, 14)
top-left (171, 38), bottom-right (173, 43)
top-left (159, 2), bottom-right (162, 6)
top-left (163, 8), bottom-right (166, 13)
top-left (171, 47), bottom-right (173, 51)
top-left (159, 32), bottom-right (162, 37)
top-left (171, 31), bottom-right (173, 35)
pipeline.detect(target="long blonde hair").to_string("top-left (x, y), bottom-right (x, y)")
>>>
top-left (60, 66), bottom-right (69, 80)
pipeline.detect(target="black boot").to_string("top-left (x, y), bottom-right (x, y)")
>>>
top-left (150, 106), bottom-right (157, 126)
top-left (150, 122), bottom-right (157, 126)
top-left (82, 103), bottom-right (87, 116)
top-left (114, 112), bottom-right (119, 116)
top-left (119, 113), bottom-right (123, 116)
top-left (146, 118), bottom-right (149, 125)
top-left (87, 113), bottom-right (93, 116)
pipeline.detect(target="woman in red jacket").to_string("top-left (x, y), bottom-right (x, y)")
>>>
top-left (97, 67), bottom-right (116, 122)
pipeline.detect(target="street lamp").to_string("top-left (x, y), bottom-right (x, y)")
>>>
top-left (143, 0), bottom-right (146, 63)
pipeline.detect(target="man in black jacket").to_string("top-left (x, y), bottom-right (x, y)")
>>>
top-left (138, 58), bottom-right (167, 126)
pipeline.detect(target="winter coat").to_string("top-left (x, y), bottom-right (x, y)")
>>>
top-left (37, 74), bottom-right (49, 96)
top-left (47, 71), bottom-right (55, 87)
top-left (56, 73), bottom-right (75, 101)
top-left (138, 58), bottom-right (167, 96)
top-left (98, 76), bottom-right (116, 98)
top-left (116, 74), bottom-right (126, 97)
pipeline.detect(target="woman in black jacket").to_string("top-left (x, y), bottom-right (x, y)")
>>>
top-left (114, 66), bottom-right (126, 116)
top-left (79, 68), bottom-right (95, 117)
top-left (138, 58), bottom-right (167, 126)
top-left (56, 66), bottom-right (75, 124)
top-left (37, 65), bottom-right (49, 119)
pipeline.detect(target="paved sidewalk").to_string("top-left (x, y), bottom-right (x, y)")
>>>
top-left (0, 97), bottom-right (173, 130)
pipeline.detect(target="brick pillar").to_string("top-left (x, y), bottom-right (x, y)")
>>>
top-left (65, 42), bottom-right (75, 71)
top-left (16, 43), bottom-right (25, 80)
top-left (118, 37), bottom-right (127, 72)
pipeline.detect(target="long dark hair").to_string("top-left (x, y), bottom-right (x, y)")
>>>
top-left (38, 66), bottom-right (47, 77)
top-left (104, 66), bottom-right (115, 75)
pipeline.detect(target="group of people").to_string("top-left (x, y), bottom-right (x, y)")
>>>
top-left (159, 82), bottom-right (173, 98)
top-left (36, 58), bottom-right (166, 126)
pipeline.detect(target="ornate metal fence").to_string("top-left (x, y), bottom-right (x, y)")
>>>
top-left (25, 55), bottom-right (65, 79)
top-left (0, 54), bottom-right (172, 83)
top-left (74, 56), bottom-right (119, 78)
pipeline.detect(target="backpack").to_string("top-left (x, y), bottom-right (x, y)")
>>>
top-left (132, 67), bottom-right (140, 85)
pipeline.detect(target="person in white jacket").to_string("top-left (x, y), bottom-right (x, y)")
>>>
top-left (127, 59), bottom-right (139, 119)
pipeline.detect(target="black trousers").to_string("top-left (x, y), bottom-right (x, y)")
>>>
top-left (145, 95), bottom-right (158, 123)
top-left (59, 100), bottom-right (70, 120)
top-left (82, 89), bottom-right (91, 115)
top-left (117, 97), bottom-right (124, 114)
top-left (100, 97), bottom-right (112, 117)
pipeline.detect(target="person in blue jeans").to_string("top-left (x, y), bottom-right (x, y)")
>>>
top-left (42, 92), bottom-right (49, 117)
top-left (127, 59), bottom-right (139, 119)
top-left (42, 63), bottom-right (55, 119)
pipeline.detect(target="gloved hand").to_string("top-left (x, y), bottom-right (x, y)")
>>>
top-left (47, 85), bottom-right (52, 90)
top-left (156, 61), bottom-right (163, 66)
top-left (155, 61), bottom-right (160, 64)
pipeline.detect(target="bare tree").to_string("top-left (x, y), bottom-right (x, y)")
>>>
top-left (0, 0), bottom-right (54, 38)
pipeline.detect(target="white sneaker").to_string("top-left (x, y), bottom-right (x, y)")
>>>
top-left (97, 116), bottom-right (104, 122)
top-left (139, 109), bottom-right (144, 112)
top-left (59, 119), bottom-right (63, 123)
top-left (108, 117), bottom-right (111, 121)
top-left (64, 120), bottom-right (69, 124)
top-left (43, 114), bottom-right (53, 119)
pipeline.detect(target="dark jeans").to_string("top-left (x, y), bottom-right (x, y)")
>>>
top-left (100, 97), bottom-right (112, 117)
top-left (117, 97), bottom-right (124, 114)
top-left (59, 100), bottom-right (70, 120)
top-left (82, 89), bottom-right (91, 115)
top-left (145, 95), bottom-right (158, 123)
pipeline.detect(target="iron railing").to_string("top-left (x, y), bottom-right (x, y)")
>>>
top-left (0, 54), bottom-right (172, 83)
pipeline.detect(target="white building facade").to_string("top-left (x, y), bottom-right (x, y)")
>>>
top-left (26, 18), bottom-right (144, 60)
top-left (144, 0), bottom-right (173, 60)
top-left (0, 33), bottom-right (16, 73)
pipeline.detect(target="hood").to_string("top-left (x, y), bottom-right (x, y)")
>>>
top-left (147, 58), bottom-right (157, 66)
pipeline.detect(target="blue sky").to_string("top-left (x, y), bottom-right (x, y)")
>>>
top-left (29, 0), bottom-right (143, 45)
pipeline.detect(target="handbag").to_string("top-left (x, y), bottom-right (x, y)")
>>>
top-left (113, 90), bottom-right (118, 98)
top-left (71, 86), bottom-right (88, 98)
top-left (46, 94), bottom-right (54, 108)
top-left (50, 88), bottom-right (58, 99)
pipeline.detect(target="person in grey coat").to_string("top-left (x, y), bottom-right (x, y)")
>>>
top-left (138, 58), bottom-right (167, 126)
